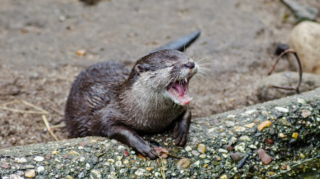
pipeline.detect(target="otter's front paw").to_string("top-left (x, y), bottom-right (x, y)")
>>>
top-left (173, 122), bottom-right (189, 146)
top-left (138, 146), bottom-right (158, 160)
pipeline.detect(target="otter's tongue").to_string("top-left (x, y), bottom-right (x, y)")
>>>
top-left (168, 80), bottom-right (191, 105)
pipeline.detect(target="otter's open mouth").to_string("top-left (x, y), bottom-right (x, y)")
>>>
top-left (167, 78), bottom-right (192, 105)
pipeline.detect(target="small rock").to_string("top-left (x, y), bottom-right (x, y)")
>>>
top-left (192, 150), bottom-right (200, 156)
top-left (123, 150), bottom-right (129, 157)
top-left (37, 166), bottom-right (45, 173)
top-left (301, 110), bottom-right (311, 118)
top-left (218, 149), bottom-right (228, 153)
top-left (45, 155), bottom-right (51, 160)
top-left (185, 146), bottom-right (192, 152)
top-left (234, 126), bottom-right (246, 132)
top-left (0, 163), bottom-right (11, 169)
top-left (25, 165), bottom-right (35, 169)
top-left (34, 156), bottom-right (44, 162)
top-left (258, 149), bottom-right (272, 165)
top-left (292, 132), bottom-right (299, 139)
top-left (235, 143), bottom-right (245, 152)
top-left (240, 135), bottom-right (251, 142)
top-left (245, 110), bottom-right (256, 114)
top-left (300, 153), bottom-right (306, 159)
top-left (267, 138), bottom-right (274, 144)
top-left (76, 50), bottom-right (86, 56)
top-left (275, 107), bottom-right (289, 113)
top-left (177, 158), bottom-right (191, 169)
top-left (297, 98), bottom-right (307, 104)
top-left (279, 133), bottom-right (287, 138)
top-left (8, 175), bottom-right (24, 179)
top-left (220, 174), bottom-right (228, 179)
top-left (223, 145), bottom-right (233, 151)
top-left (16, 158), bottom-right (27, 163)
top-left (25, 170), bottom-right (36, 178)
top-left (230, 152), bottom-right (243, 162)
top-left (123, 160), bottom-right (129, 164)
top-left (66, 175), bottom-right (74, 179)
top-left (244, 123), bottom-right (255, 128)
top-left (90, 169), bottom-right (102, 178)
top-left (135, 169), bottom-right (145, 176)
top-left (282, 165), bottom-right (287, 170)
top-left (197, 144), bottom-right (206, 154)
top-left (199, 154), bottom-right (206, 158)
top-left (225, 121), bottom-right (235, 127)
top-left (258, 120), bottom-right (272, 131)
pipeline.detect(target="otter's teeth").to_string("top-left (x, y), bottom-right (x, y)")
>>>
top-left (185, 78), bottom-right (187, 83)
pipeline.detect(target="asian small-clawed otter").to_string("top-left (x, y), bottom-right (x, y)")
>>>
top-left (65, 49), bottom-right (198, 159)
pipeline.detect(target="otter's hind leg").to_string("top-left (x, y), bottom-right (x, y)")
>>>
top-left (173, 108), bottom-right (191, 146)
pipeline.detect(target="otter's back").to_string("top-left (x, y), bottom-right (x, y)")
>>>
top-left (65, 61), bottom-right (131, 137)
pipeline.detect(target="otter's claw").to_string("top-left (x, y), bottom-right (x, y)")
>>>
top-left (173, 122), bottom-right (188, 146)
top-left (138, 146), bottom-right (158, 160)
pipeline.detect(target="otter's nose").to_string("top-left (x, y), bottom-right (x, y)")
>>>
top-left (184, 62), bottom-right (195, 69)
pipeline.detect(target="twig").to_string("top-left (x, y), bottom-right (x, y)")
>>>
top-left (0, 100), bottom-right (19, 107)
top-left (20, 100), bottom-right (49, 114)
top-left (156, 155), bottom-right (166, 179)
top-left (268, 49), bottom-right (302, 94)
top-left (42, 115), bottom-right (59, 141)
top-left (0, 107), bottom-right (49, 114)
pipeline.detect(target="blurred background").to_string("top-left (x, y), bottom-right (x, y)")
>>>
top-left (0, 0), bottom-right (319, 148)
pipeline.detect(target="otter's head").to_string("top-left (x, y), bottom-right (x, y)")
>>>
top-left (128, 49), bottom-right (198, 106)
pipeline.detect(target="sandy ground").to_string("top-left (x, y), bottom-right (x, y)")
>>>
top-left (0, 0), bottom-right (319, 149)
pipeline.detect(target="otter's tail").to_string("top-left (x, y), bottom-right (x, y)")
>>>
top-left (149, 30), bottom-right (201, 53)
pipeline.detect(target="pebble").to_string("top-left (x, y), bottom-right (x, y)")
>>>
top-left (297, 98), bottom-right (307, 104)
top-left (245, 110), bottom-right (256, 114)
top-left (199, 154), bottom-right (206, 158)
top-left (235, 143), bottom-right (245, 152)
top-left (244, 123), bottom-right (255, 128)
top-left (220, 174), bottom-right (228, 179)
top-left (0, 163), bottom-right (11, 169)
top-left (240, 135), bottom-right (251, 142)
top-left (8, 175), bottom-right (23, 179)
top-left (230, 152), bottom-right (243, 162)
top-left (225, 121), bottom-right (235, 127)
top-left (192, 150), bottom-right (200, 156)
top-left (223, 145), bottom-right (233, 151)
top-left (34, 156), bottom-right (44, 162)
top-left (16, 158), bottom-right (27, 163)
top-left (25, 165), bottom-right (35, 169)
top-left (37, 166), bottom-right (45, 173)
top-left (292, 132), bottom-right (299, 139)
top-left (234, 126), bottom-right (246, 132)
top-left (177, 158), bottom-right (191, 169)
top-left (197, 144), bottom-right (206, 154)
top-left (267, 138), bottom-right (274, 144)
top-left (258, 149), bottom-right (272, 165)
top-left (123, 159), bottom-right (129, 164)
top-left (185, 146), bottom-right (192, 152)
top-left (301, 110), bottom-right (311, 118)
top-left (275, 107), bottom-right (289, 113)
top-left (76, 50), bottom-right (86, 56)
top-left (25, 170), bottom-right (36, 178)
top-left (218, 149), bottom-right (228, 153)
top-left (300, 153), bottom-right (306, 159)
top-left (135, 169), bottom-right (145, 176)
top-left (90, 169), bottom-right (102, 178)
top-left (258, 120), bottom-right (272, 131)
top-left (279, 133), bottom-right (287, 138)
top-left (123, 150), bottom-right (129, 157)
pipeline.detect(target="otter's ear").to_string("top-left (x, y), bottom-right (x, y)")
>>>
top-left (135, 64), bottom-right (150, 74)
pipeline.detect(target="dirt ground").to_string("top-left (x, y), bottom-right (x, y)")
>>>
top-left (0, 0), bottom-right (319, 149)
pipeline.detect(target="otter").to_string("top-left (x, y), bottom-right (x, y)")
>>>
top-left (65, 49), bottom-right (198, 159)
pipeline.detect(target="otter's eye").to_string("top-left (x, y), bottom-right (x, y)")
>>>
top-left (184, 62), bottom-right (195, 69)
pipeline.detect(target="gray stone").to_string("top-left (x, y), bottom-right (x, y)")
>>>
top-left (257, 72), bottom-right (320, 101)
